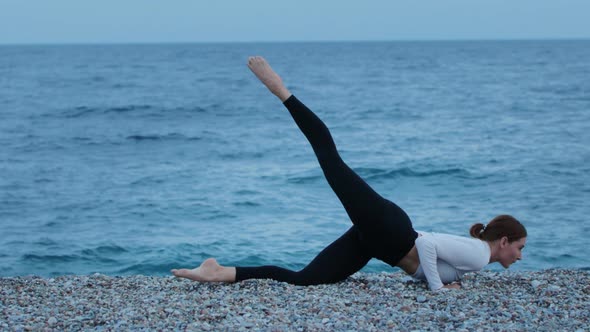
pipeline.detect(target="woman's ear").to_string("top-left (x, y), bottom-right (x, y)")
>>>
top-left (500, 236), bottom-right (509, 248)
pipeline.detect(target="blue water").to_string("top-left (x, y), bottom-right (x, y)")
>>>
top-left (1, 41), bottom-right (589, 277)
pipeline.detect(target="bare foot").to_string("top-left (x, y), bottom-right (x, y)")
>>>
top-left (171, 258), bottom-right (231, 282)
top-left (247, 56), bottom-right (292, 101)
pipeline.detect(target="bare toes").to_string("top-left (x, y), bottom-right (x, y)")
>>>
top-left (171, 268), bottom-right (189, 278)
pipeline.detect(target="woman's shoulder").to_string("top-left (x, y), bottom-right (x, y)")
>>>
top-left (417, 231), bottom-right (488, 248)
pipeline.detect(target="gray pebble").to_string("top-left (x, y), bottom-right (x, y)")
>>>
top-left (47, 317), bottom-right (57, 326)
top-left (1, 269), bottom-right (588, 331)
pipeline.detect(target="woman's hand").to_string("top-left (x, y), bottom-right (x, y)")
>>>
top-left (442, 282), bottom-right (461, 290)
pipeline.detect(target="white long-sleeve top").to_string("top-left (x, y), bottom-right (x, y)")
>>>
top-left (412, 231), bottom-right (491, 291)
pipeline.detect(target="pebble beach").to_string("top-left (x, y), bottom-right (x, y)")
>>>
top-left (1, 269), bottom-right (589, 331)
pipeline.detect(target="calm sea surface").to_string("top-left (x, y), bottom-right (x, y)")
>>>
top-left (1, 41), bottom-right (589, 277)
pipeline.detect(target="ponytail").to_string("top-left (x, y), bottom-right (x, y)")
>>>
top-left (469, 223), bottom-right (486, 239)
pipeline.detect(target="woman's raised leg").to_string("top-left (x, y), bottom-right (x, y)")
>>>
top-left (247, 57), bottom-right (411, 237)
top-left (248, 56), bottom-right (417, 266)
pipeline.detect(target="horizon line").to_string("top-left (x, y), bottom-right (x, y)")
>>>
top-left (1, 37), bottom-right (589, 47)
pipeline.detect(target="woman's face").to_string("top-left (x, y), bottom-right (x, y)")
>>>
top-left (499, 237), bottom-right (526, 268)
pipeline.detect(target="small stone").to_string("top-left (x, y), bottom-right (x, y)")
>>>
top-left (531, 280), bottom-right (542, 288)
top-left (416, 295), bottom-right (427, 303)
top-left (47, 317), bottom-right (57, 326)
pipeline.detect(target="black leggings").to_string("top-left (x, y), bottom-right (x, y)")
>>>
top-left (235, 95), bottom-right (418, 285)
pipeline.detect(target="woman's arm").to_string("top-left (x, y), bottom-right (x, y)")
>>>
top-left (415, 236), bottom-right (446, 290)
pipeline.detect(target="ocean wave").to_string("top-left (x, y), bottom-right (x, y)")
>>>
top-left (22, 245), bottom-right (128, 266)
top-left (233, 201), bottom-right (261, 207)
top-left (287, 167), bottom-right (474, 183)
top-left (33, 238), bottom-right (59, 246)
top-left (81, 245), bottom-right (129, 255)
top-left (69, 136), bottom-right (110, 146)
top-left (201, 211), bottom-right (237, 221)
top-left (234, 189), bottom-right (262, 196)
top-left (530, 84), bottom-right (585, 96)
top-left (61, 104), bottom-right (152, 118)
top-left (22, 254), bottom-right (81, 263)
top-left (218, 151), bottom-right (266, 160)
top-left (66, 133), bottom-right (202, 146)
top-left (43, 221), bottom-right (60, 228)
top-left (287, 174), bottom-right (323, 184)
top-left (78, 247), bottom-right (123, 264)
top-left (55, 104), bottom-right (208, 119)
top-left (19, 141), bottom-right (67, 153)
top-left (358, 166), bottom-right (473, 180)
top-left (110, 83), bottom-right (140, 89)
top-left (126, 133), bottom-right (201, 142)
top-left (129, 176), bottom-right (167, 186)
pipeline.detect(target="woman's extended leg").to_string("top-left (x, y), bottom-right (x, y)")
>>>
top-left (235, 226), bottom-right (371, 285)
top-left (172, 226), bottom-right (371, 285)
top-left (247, 56), bottom-right (417, 259)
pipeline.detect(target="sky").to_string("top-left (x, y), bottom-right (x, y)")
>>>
top-left (1, 0), bottom-right (589, 44)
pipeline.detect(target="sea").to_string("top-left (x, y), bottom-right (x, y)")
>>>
top-left (1, 40), bottom-right (589, 277)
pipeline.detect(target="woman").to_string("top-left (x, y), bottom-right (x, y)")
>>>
top-left (172, 56), bottom-right (527, 291)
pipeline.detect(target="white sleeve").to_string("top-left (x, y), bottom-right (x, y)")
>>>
top-left (414, 233), bottom-right (490, 291)
top-left (414, 235), bottom-right (445, 291)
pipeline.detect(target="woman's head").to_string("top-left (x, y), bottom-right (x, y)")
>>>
top-left (470, 215), bottom-right (527, 268)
